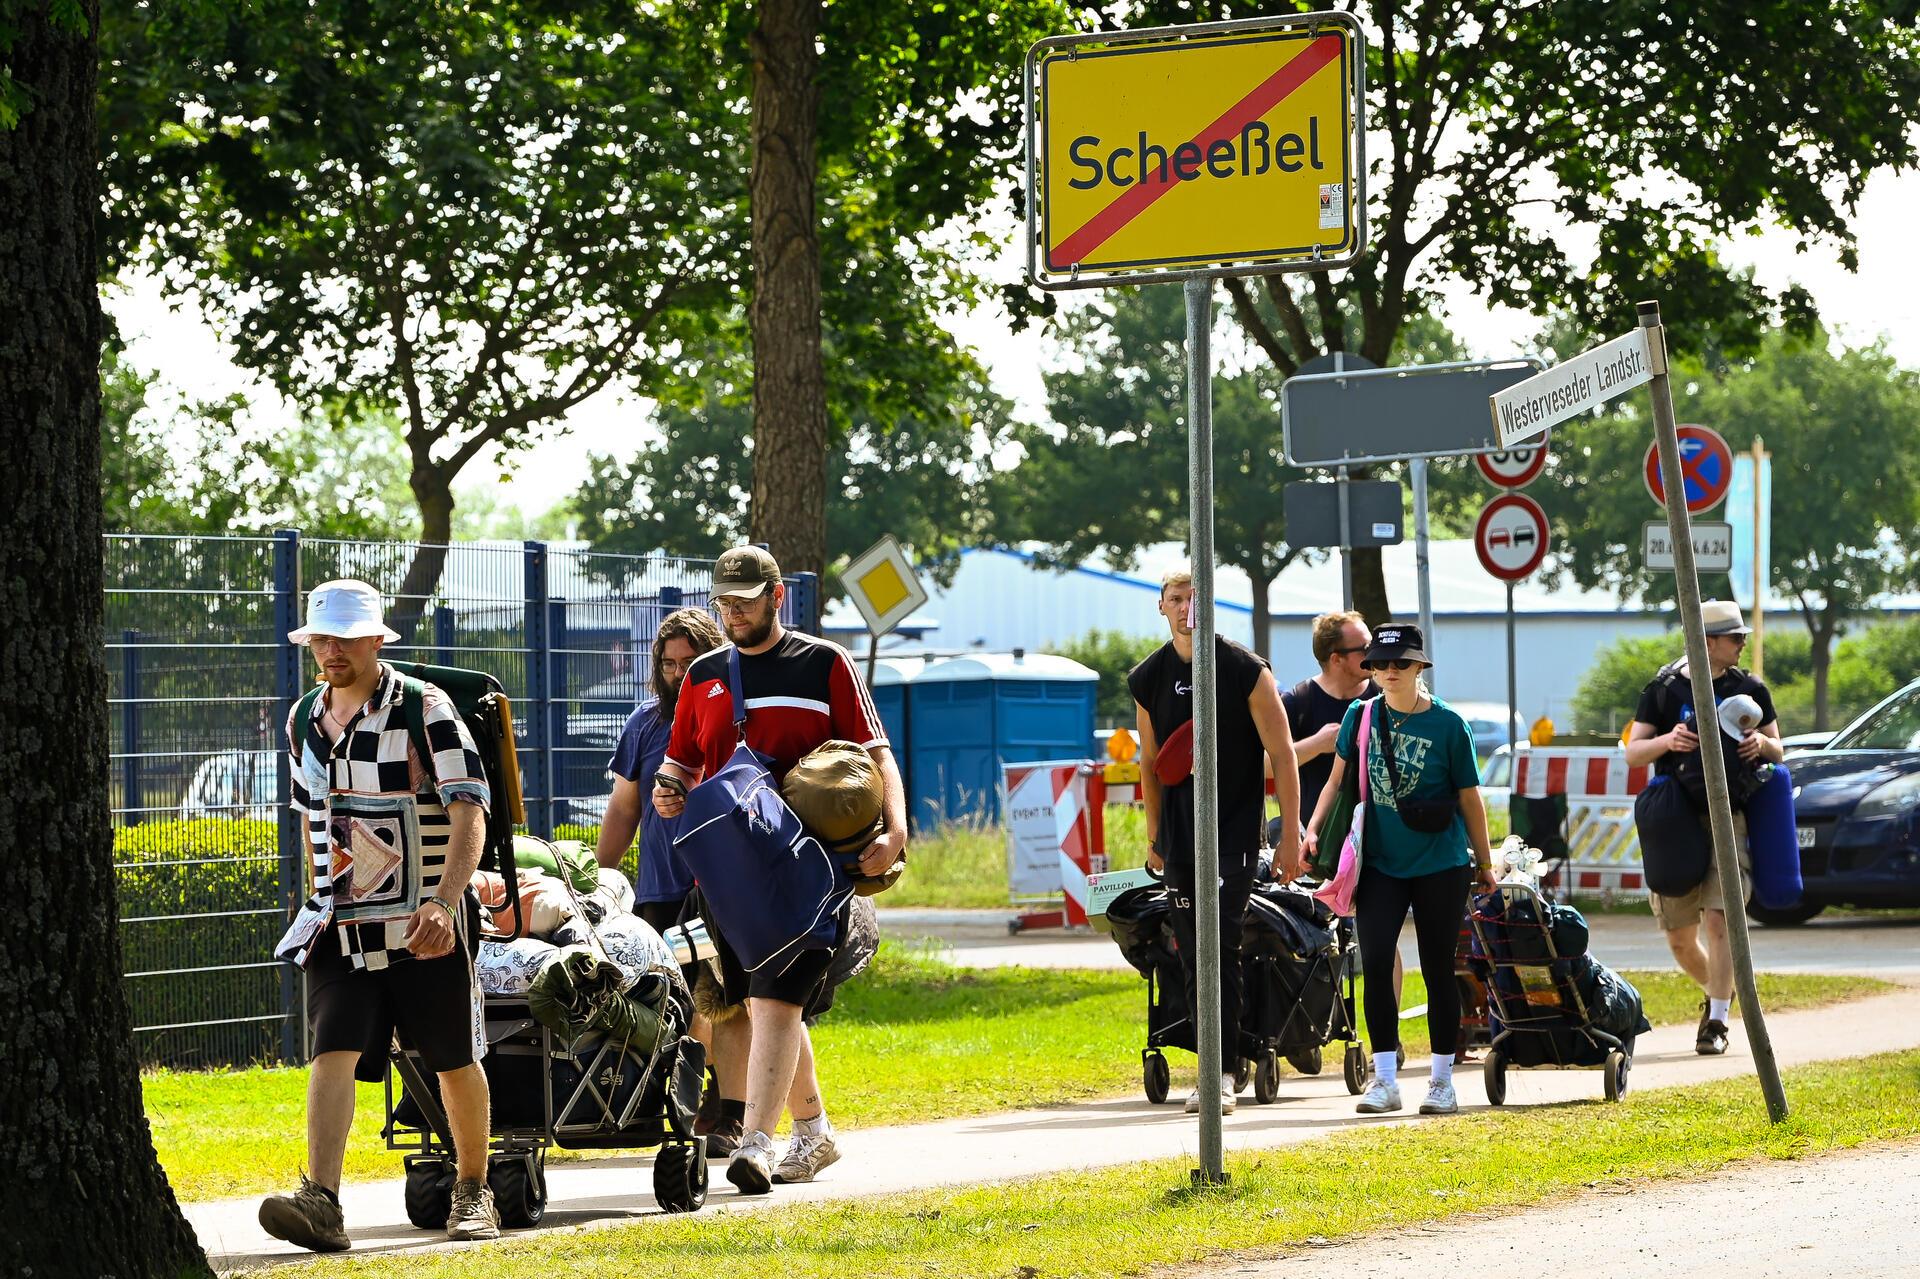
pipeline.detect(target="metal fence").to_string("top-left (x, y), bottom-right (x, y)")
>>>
top-left (108, 531), bottom-right (820, 1069)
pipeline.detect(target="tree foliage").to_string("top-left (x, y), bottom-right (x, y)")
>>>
top-left (100, 0), bottom-right (740, 627)
top-left (1541, 326), bottom-right (1920, 728)
top-left (1062, 0), bottom-right (1920, 624)
top-left (1047, 627), bottom-right (1165, 725)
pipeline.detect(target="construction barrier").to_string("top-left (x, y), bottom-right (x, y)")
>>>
top-left (1003, 759), bottom-right (1108, 932)
top-left (1512, 746), bottom-right (1649, 897)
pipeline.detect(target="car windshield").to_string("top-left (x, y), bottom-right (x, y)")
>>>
top-left (1828, 686), bottom-right (1920, 751)
top-left (1482, 751), bottom-right (1510, 786)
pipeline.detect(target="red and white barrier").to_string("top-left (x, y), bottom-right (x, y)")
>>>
top-left (1004, 760), bottom-right (1107, 932)
top-left (1511, 746), bottom-right (1648, 897)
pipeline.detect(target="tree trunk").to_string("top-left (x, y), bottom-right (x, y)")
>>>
top-left (387, 470), bottom-right (457, 645)
top-left (1248, 565), bottom-right (1274, 663)
top-left (1351, 545), bottom-right (1391, 628)
top-left (1809, 608), bottom-right (1838, 732)
top-left (0, 4), bottom-right (211, 1273)
top-left (746, 0), bottom-right (829, 577)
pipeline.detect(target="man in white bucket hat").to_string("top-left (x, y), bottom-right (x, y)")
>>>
top-left (261, 580), bottom-right (500, 1249)
top-left (1625, 600), bottom-right (1783, 1057)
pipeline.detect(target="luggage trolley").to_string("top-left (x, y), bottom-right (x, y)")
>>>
top-left (1465, 880), bottom-right (1631, 1105)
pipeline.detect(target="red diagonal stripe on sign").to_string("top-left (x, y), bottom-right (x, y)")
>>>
top-left (1050, 34), bottom-right (1343, 269)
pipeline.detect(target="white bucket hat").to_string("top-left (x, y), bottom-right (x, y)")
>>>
top-left (1700, 600), bottom-right (1752, 637)
top-left (288, 579), bottom-right (402, 643)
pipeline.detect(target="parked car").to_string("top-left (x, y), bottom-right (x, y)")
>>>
top-left (1760, 679), bottom-right (1920, 925)
top-left (1478, 743), bottom-right (1512, 825)
top-left (1447, 701), bottom-right (1527, 758)
top-left (1781, 730), bottom-right (1836, 755)
top-left (178, 749), bottom-right (279, 821)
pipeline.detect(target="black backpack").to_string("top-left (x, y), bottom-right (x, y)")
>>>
top-left (1649, 661), bottom-right (1768, 811)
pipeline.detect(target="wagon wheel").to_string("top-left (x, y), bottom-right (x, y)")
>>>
top-left (654, 1140), bottom-right (708, 1213)
top-left (1232, 1057), bottom-right (1252, 1094)
top-left (404, 1156), bottom-right (455, 1230)
top-left (1603, 1051), bottom-right (1629, 1103)
top-left (1285, 1045), bottom-right (1324, 1077)
top-left (1143, 1051), bottom-right (1171, 1105)
top-left (1343, 1043), bottom-right (1367, 1095)
top-left (1483, 1049), bottom-right (1507, 1107)
top-left (1254, 1050), bottom-right (1282, 1105)
top-left (489, 1151), bottom-right (547, 1228)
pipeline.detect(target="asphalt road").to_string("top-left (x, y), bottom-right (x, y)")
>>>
top-left (878, 906), bottom-right (1920, 978)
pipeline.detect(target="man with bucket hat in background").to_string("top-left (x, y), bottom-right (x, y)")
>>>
top-left (1128, 568), bottom-right (1301, 1115)
top-left (260, 580), bottom-right (499, 1250)
top-left (1625, 600), bottom-right (1784, 1055)
top-left (650, 546), bottom-right (906, 1195)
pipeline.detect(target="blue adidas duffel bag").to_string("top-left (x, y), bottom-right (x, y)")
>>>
top-left (672, 648), bottom-right (852, 974)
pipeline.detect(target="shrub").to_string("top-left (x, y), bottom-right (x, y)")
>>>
top-left (1047, 628), bottom-right (1163, 727)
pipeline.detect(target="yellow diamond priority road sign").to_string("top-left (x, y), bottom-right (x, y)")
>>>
top-left (1025, 14), bottom-right (1363, 289)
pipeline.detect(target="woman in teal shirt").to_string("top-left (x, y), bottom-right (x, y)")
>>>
top-left (1303, 623), bottom-right (1495, 1117)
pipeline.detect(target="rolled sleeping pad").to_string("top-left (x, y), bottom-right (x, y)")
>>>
top-left (1745, 762), bottom-right (1803, 910)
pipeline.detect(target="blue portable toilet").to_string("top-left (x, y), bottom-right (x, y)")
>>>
top-left (906, 651), bottom-right (1098, 829)
top-left (867, 655), bottom-right (922, 770)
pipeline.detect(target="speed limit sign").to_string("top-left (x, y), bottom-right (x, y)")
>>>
top-left (1476, 438), bottom-right (1548, 489)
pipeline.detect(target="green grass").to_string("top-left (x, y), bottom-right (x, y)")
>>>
top-left (304, 1048), bottom-right (1920, 1279)
top-left (144, 951), bottom-right (1886, 1203)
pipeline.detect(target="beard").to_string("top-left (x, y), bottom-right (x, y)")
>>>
top-left (729, 607), bottom-right (777, 649)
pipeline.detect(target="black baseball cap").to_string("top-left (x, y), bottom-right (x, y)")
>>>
top-left (713, 545), bottom-right (782, 599)
top-left (1364, 622), bottom-right (1431, 668)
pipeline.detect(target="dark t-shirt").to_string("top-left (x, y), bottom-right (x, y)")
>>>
top-left (1127, 636), bottom-right (1270, 868)
top-left (1282, 676), bottom-right (1380, 823)
top-left (1633, 660), bottom-right (1777, 799)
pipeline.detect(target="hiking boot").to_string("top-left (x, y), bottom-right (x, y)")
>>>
top-left (1697, 1019), bottom-right (1731, 1056)
top-left (1418, 1080), bottom-right (1459, 1115)
top-left (705, 1116), bottom-right (744, 1159)
top-left (258, 1176), bottom-right (349, 1253)
top-left (1355, 1080), bottom-right (1402, 1114)
top-left (445, 1177), bottom-right (500, 1241)
top-left (726, 1131), bottom-right (775, 1196)
top-left (772, 1128), bottom-right (841, 1184)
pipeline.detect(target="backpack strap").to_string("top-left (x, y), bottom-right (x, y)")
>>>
top-left (396, 674), bottom-right (438, 792)
top-left (726, 647), bottom-right (748, 738)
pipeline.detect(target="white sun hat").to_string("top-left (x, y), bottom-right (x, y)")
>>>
top-left (287, 579), bottom-right (402, 643)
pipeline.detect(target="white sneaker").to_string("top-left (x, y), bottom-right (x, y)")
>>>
top-left (1356, 1079), bottom-right (1402, 1113)
top-left (1419, 1080), bottom-right (1459, 1115)
top-left (1183, 1079), bottom-right (1237, 1115)
top-left (726, 1131), bottom-right (775, 1195)
top-left (772, 1128), bottom-right (840, 1184)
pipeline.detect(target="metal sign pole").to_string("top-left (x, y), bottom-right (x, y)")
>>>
top-left (1412, 456), bottom-right (1435, 688)
top-left (1640, 300), bottom-right (1789, 1124)
top-left (1185, 274), bottom-right (1226, 1184)
top-left (1336, 464), bottom-right (1353, 611)
top-left (1505, 581), bottom-right (1517, 753)
top-left (1751, 435), bottom-right (1767, 679)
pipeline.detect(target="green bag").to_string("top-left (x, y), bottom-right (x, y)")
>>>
top-left (1310, 769), bottom-right (1358, 880)
top-left (514, 835), bottom-right (599, 894)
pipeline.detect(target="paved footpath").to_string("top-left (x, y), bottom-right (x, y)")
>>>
top-left (1211, 1140), bottom-right (1920, 1279)
top-left (882, 907), bottom-right (1920, 977)
top-left (187, 980), bottom-right (1920, 1271)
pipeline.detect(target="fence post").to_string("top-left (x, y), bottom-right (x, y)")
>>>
top-left (549, 589), bottom-right (569, 830)
top-left (121, 630), bottom-right (142, 827)
top-left (272, 528), bottom-right (304, 1064)
top-left (523, 540), bottom-right (553, 837)
top-left (434, 604), bottom-right (456, 668)
top-left (790, 571), bottom-right (822, 635)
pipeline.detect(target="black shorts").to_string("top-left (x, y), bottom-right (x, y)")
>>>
top-left (636, 896), bottom-right (690, 936)
top-left (306, 896), bottom-right (484, 1083)
top-left (711, 901), bottom-right (851, 1021)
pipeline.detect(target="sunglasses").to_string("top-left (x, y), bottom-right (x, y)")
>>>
top-left (1367, 658), bottom-right (1421, 671)
top-left (1332, 644), bottom-right (1368, 656)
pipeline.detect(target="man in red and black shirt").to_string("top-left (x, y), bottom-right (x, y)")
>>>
top-left (653, 546), bottom-right (906, 1196)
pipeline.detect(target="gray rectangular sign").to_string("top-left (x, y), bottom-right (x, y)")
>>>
top-left (1282, 358), bottom-right (1545, 468)
top-left (1644, 521), bottom-right (1733, 573)
top-left (1283, 480), bottom-right (1403, 549)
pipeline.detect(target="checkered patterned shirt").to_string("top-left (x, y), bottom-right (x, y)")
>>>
top-left (287, 664), bottom-right (492, 970)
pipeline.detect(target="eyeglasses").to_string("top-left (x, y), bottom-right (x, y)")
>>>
top-left (712, 595), bottom-right (763, 617)
top-left (1367, 658), bottom-right (1420, 672)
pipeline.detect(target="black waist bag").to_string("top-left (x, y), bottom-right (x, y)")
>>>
top-left (1635, 776), bottom-right (1713, 896)
top-left (1376, 721), bottom-right (1458, 833)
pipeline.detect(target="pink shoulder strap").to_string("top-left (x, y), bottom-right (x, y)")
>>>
top-left (1355, 698), bottom-right (1373, 803)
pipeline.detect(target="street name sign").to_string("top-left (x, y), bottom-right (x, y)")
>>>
top-left (1474, 493), bottom-right (1550, 581)
top-left (1489, 329), bottom-right (1657, 447)
top-left (1643, 424), bottom-right (1733, 514)
top-left (1644, 521), bottom-right (1733, 573)
top-left (1283, 358), bottom-right (1543, 467)
top-left (1026, 14), bottom-right (1364, 289)
top-left (1475, 439), bottom-right (1548, 489)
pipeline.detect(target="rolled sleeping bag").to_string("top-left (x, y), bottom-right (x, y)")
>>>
top-left (782, 740), bottom-right (902, 895)
top-left (1745, 762), bottom-right (1803, 910)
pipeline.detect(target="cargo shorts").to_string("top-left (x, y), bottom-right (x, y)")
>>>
top-left (1648, 811), bottom-right (1750, 932)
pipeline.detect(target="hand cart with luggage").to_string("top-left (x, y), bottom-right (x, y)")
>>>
top-left (1105, 867), bottom-right (1367, 1105)
top-left (373, 663), bottom-right (711, 1226)
top-left (1464, 874), bottom-right (1651, 1105)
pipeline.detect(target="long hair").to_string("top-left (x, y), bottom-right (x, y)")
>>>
top-left (651, 606), bottom-right (724, 721)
